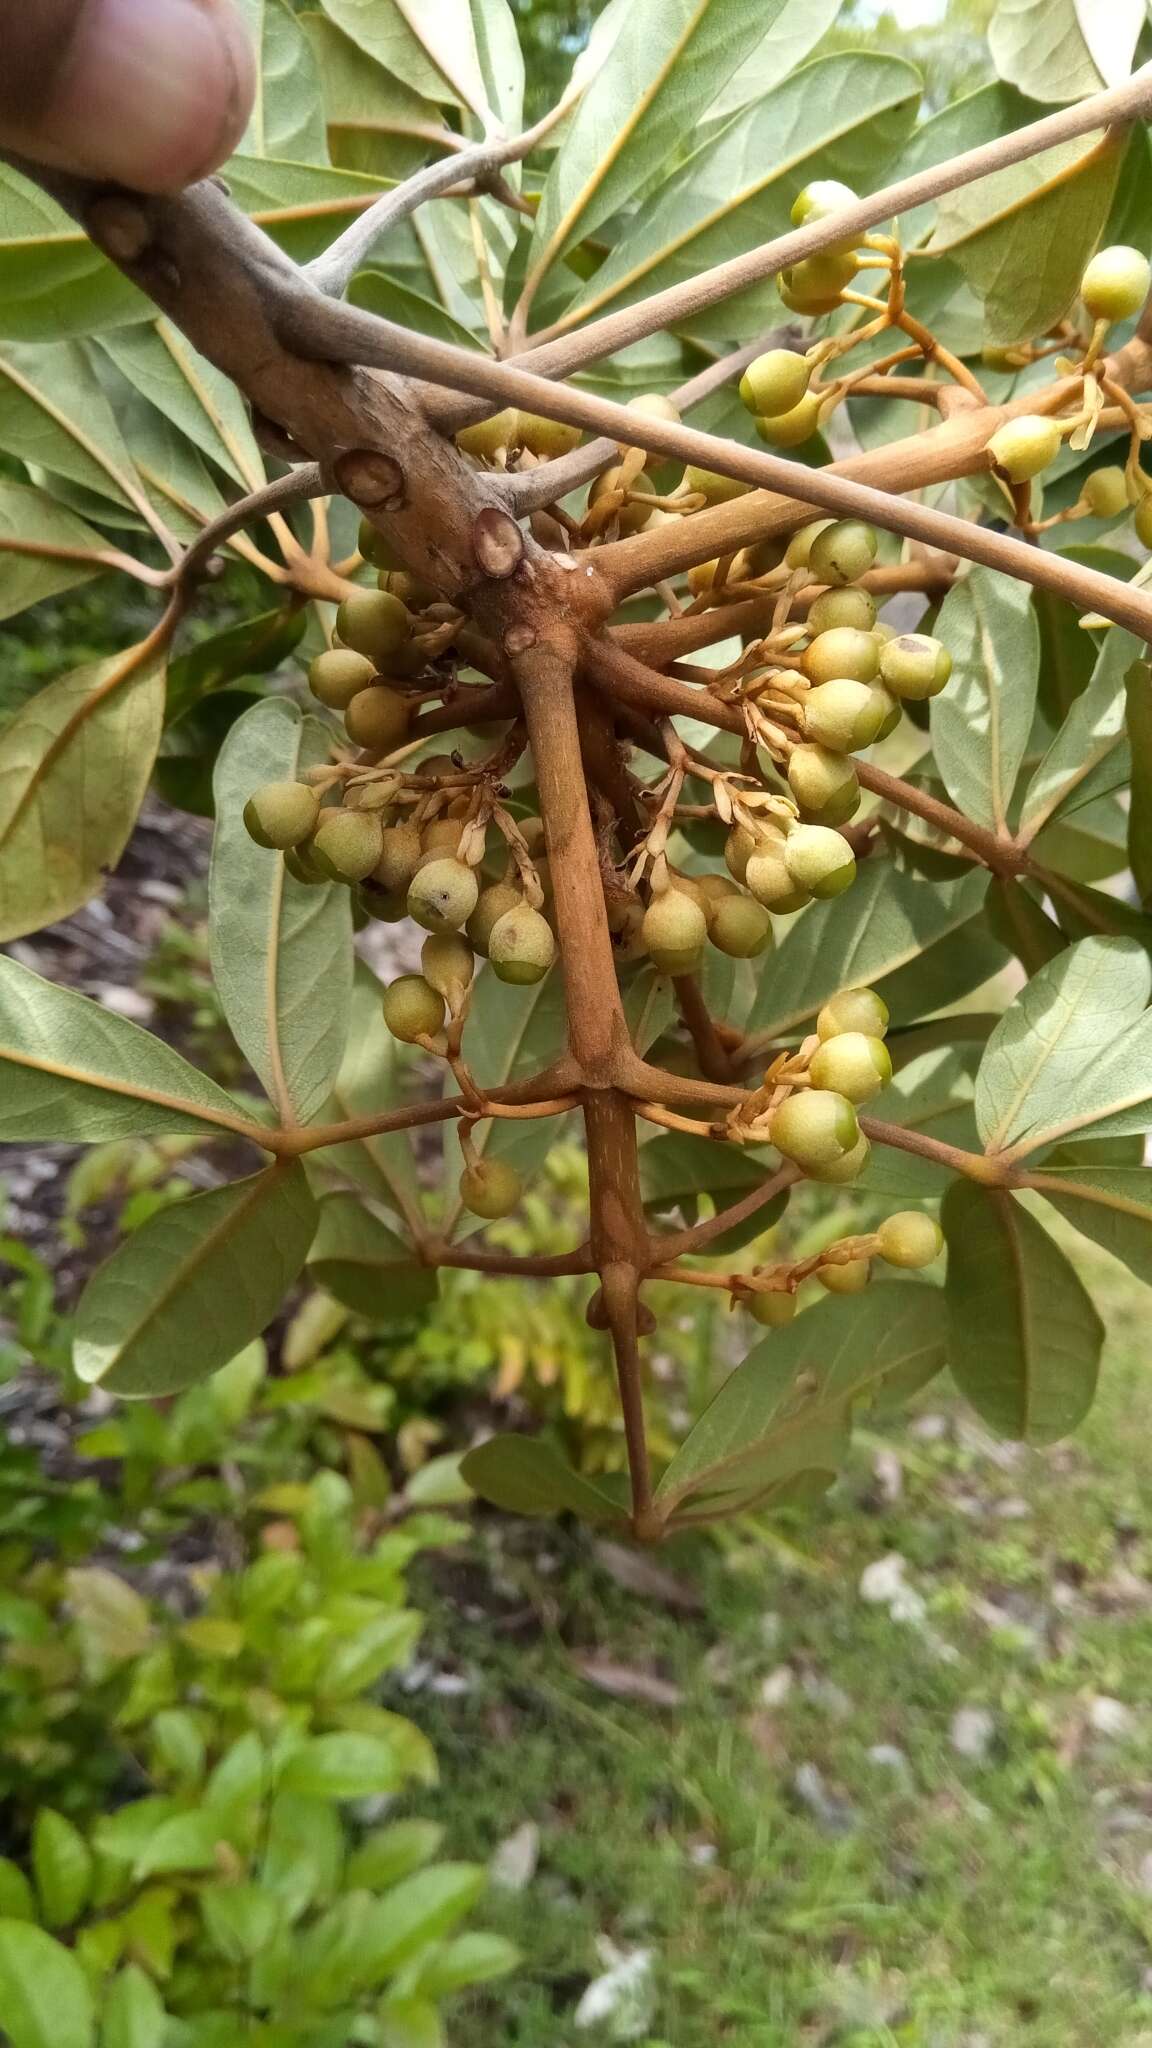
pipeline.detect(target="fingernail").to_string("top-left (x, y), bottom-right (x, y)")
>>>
top-left (44, 0), bottom-right (256, 192)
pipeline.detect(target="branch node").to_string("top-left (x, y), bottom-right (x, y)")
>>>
top-left (332, 448), bottom-right (407, 512)
top-left (473, 506), bottom-right (526, 580)
top-left (87, 195), bottom-right (153, 264)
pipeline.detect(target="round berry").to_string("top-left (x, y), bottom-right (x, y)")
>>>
top-left (739, 349), bottom-right (812, 419)
top-left (421, 932), bottom-right (474, 1009)
top-left (456, 408), bottom-right (518, 462)
top-left (778, 251), bottom-right (858, 314)
top-left (724, 823), bottom-right (757, 883)
top-left (818, 1257), bottom-right (871, 1293)
top-left (791, 178), bottom-right (859, 254)
top-left (590, 464), bottom-right (658, 531)
top-left (626, 392), bottom-right (681, 425)
top-left (336, 589), bottom-right (411, 666)
top-left (879, 632), bottom-right (952, 702)
top-left (809, 1031), bottom-right (892, 1104)
top-left (745, 845), bottom-right (812, 914)
top-left (808, 519), bottom-right (878, 587)
top-left (1083, 465), bottom-right (1130, 519)
top-left (807, 586), bottom-right (877, 635)
top-left (748, 1291), bottom-right (797, 1328)
top-left (708, 893), bottom-right (774, 958)
top-left (642, 889), bottom-right (708, 974)
top-left (516, 411), bottom-right (583, 459)
top-left (407, 857), bottom-right (480, 933)
top-left (809, 1133), bottom-right (871, 1184)
top-left (771, 1089), bottom-right (859, 1170)
top-left (467, 881), bottom-right (524, 955)
top-left (243, 781), bottom-right (320, 850)
top-left (683, 464), bottom-right (749, 505)
top-left (380, 568), bottom-right (438, 610)
top-left (783, 824), bottom-right (857, 898)
top-left (382, 974), bottom-right (445, 1043)
top-left (803, 627), bottom-right (880, 686)
top-left (755, 393), bottom-right (822, 449)
top-left (1137, 497), bottom-right (1152, 549)
top-left (358, 518), bottom-right (401, 572)
top-left (489, 904), bottom-right (556, 986)
top-left (1080, 245), bottom-right (1151, 324)
top-left (311, 809), bottom-right (385, 883)
top-left (357, 882), bottom-right (407, 922)
top-left (877, 1211), bottom-right (945, 1269)
top-left (309, 648), bottom-right (378, 710)
top-left (373, 822), bottom-right (424, 893)
top-left (803, 678), bottom-right (889, 752)
top-left (344, 684), bottom-right (410, 753)
top-left (460, 1157), bottom-right (523, 1220)
top-left (787, 745), bottom-right (860, 820)
top-left (816, 987), bottom-right (889, 1041)
top-left (986, 414), bottom-right (1062, 484)
top-left (786, 520), bottom-right (835, 569)
top-left (283, 843), bottom-right (328, 887)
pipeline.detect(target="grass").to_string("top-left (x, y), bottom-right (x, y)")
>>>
top-left (413, 1243), bottom-right (1152, 2046)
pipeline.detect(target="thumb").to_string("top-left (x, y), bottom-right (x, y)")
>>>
top-left (0, 0), bottom-right (255, 194)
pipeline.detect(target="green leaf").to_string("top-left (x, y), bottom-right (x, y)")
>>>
top-left (524, 0), bottom-right (792, 303)
top-left (132, 1812), bottom-right (231, 1882)
top-left (0, 1862), bottom-right (35, 1924)
top-left (345, 1822), bottom-right (445, 1894)
top-left (640, 1131), bottom-right (788, 1251)
top-left (0, 340), bottom-right (148, 508)
top-left (703, 0), bottom-right (841, 126)
top-left (1027, 1164), bottom-right (1152, 1289)
top-left (0, 1921), bottom-right (94, 2048)
top-left (1034, 583), bottom-right (1095, 727)
top-left (261, 1793), bottom-right (345, 1921)
top-left (300, 12), bottom-right (440, 182)
top-left (309, 961), bottom-right (423, 1234)
top-left (1019, 627), bottom-right (1141, 839)
top-left (0, 954), bottom-right (248, 1143)
top-left (31, 1812), bottom-right (93, 1930)
top-left (319, 0), bottom-right (493, 120)
top-left (942, 1182), bottom-right (1102, 1443)
top-left (989, 0), bottom-right (1106, 102)
top-left (655, 1286), bottom-right (947, 1515)
top-left (165, 607), bottom-right (306, 725)
top-left (743, 865), bottom-right (991, 1050)
top-left (360, 1866), bottom-right (486, 1978)
top-left (237, 0), bottom-right (329, 163)
top-left (0, 167), bottom-right (149, 342)
top-left (280, 1733), bottom-right (405, 1801)
top-left (210, 699), bottom-right (353, 1124)
top-left (0, 481), bottom-right (108, 624)
top-left (223, 157), bottom-right (394, 265)
top-left (100, 1965), bottom-right (167, 2048)
top-left (73, 1163), bottom-right (318, 1398)
top-left (65, 1569), bottom-right (152, 1672)
top-left (308, 1195), bottom-right (438, 1319)
top-left (452, 966), bottom-right (569, 1223)
top-left (929, 568), bottom-right (1038, 832)
top-left (0, 636), bottom-right (167, 941)
top-left (155, 690), bottom-right (263, 818)
top-left (986, 876), bottom-right (1068, 974)
top-left (856, 1045), bottom-right (980, 1199)
top-left (927, 129), bottom-right (1123, 346)
top-left (98, 321), bottom-right (266, 493)
top-left (1074, 0), bottom-right (1144, 90)
top-left (199, 1884), bottom-right (282, 1964)
top-left (348, 270), bottom-right (484, 351)
top-left (975, 935), bottom-right (1152, 1157)
top-left (469, 0), bottom-right (525, 139)
top-left (413, 1931), bottom-right (520, 1996)
top-left (1126, 658), bottom-right (1152, 906)
top-left (461, 1436), bottom-right (625, 1524)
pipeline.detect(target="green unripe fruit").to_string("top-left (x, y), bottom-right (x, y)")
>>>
top-left (808, 519), bottom-right (878, 588)
top-left (755, 393), bottom-right (823, 449)
top-left (877, 1211), bottom-right (945, 1268)
top-left (422, 817), bottom-right (465, 856)
top-left (708, 893), bottom-right (774, 959)
top-left (817, 987), bottom-right (889, 1041)
top-left (771, 1088), bottom-right (859, 1170)
top-left (784, 824), bottom-right (857, 898)
top-left (786, 520), bottom-right (835, 569)
top-left (344, 685), bottom-right (410, 753)
top-left (683, 464), bottom-right (749, 505)
top-left (696, 872), bottom-right (740, 913)
top-left (803, 626), bottom-right (880, 686)
top-left (739, 349), bottom-right (811, 419)
top-left (1080, 244), bottom-right (1151, 323)
top-left (358, 518), bottom-right (401, 571)
top-left (987, 414), bottom-right (1062, 484)
top-left (489, 904), bottom-right (556, 985)
top-left (808, 785), bottom-right (861, 829)
top-left (467, 881), bottom-right (524, 955)
top-left (808, 586), bottom-right (877, 635)
top-left (879, 632), bottom-right (952, 702)
top-left (456, 407), bottom-right (519, 461)
top-left (380, 568), bottom-right (439, 610)
top-left (778, 251), bottom-right (858, 313)
top-left (744, 845), bottom-right (811, 914)
top-left (791, 178), bottom-right (859, 253)
top-left (809, 1031), bottom-right (891, 1104)
top-left (283, 843), bottom-right (329, 886)
top-left (357, 882), bottom-right (407, 922)
top-left (590, 464), bottom-right (658, 531)
top-left (1083, 465), bottom-right (1130, 518)
top-left (642, 888), bottom-right (708, 974)
top-left (459, 1157), bottom-right (523, 1221)
top-left (309, 648), bottom-right (377, 710)
top-left (804, 678), bottom-right (889, 752)
top-left (407, 857), bottom-right (479, 933)
top-left (748, 1291), bottom-right (797, 1328)
top-left (818, 1257), bottom-right (871, 1293)
top-left (421, 932), bottom-right (474, 1009)
top-left (311, 809), bottom-right (385, 883)
top-left (244, 781), bottom-right (320, 850)
top-left (724, 823), bottom-right (758, 882)
top-left (336, 589), bottom-right (411, 666)
top-left (382, 974), bottom-right (445, 1044)
top-left (1137, 497), bottom-right (1152, 549)
top-left (788, 744), bottom-right (860, 819)
top-left (809, 1133), bottom-right (871, 1184)
top-left (868, 685), bottom-right (902, 740)
top-left (373, 823), bottom-right (424, 893)
top-left (516, 411), bottom-right (583, 458)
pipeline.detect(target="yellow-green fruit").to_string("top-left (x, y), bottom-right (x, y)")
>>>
top-left (739, 349), bottom-right (811, 419)
top-left (786, 519), bottom-right (835, 569)
top-left (1084, 465), bottom-right (1130, 518)
top-left (683, 464), bottom-right (749, 505)
top-left (879, 632), bottom-right (952, 701)
top-left (708, 894), bottom-right (774, 959)
top-left (755, 393), bottom-right (822, 449)
top-left (868, 684), bottom-right (902, 739)
top-left (808, 518), bottom-right (878, 588)
top-left (309, 648), bottom-right (377, 710)
top-left (816, 986), bottom-right (889, 1041)
top-left (421, 932), bottom-right (474, 1009)
top-left (489, 904), bottom-right (556, 985)
top-left (344, 684), bottom-right (410, 753)
top-left (818, 1257), bottom-right (871, 1293)
top-left (336, 589), bottom-right (411, 666)
top-left (358, 518), bottom-right (401, 571)
top-left (373, 822), bottom-right (423, 893)
top-left (1137, 497), bottom-right (1152, 549)
top-left (724, 822), bottom-right (758, 882)
top-left (642, 888), bottom-right (708, 974)
top-left (1080, 244), bottom-right (1151, 323)
top-left (748, 1291), bottom-right (797, 1328)
top-left (791, 177), bottom-right (859, 254)
top-left (783, 823), bottom-right (857, 898)
top-left (284, 843), bottom-right (329, 887)
top-left (770, 1088), bottom-right (859, 1170)
top-left (380, 568), bottom-right (439, 611)
top-left (422, 816), bottom-right (465, 856)
top-left (788, 744), bottom-right (860, 819)
top-left (456, 407), bottom-right (519, 461)
top-left (311, 809), bottom-right (385, 883)
top-left (382, 974), bottom-right (445, 1044)
top-left (516, 411), bottom-right (583, 458)
top-left (809, 1030), bottom-right (892, 1104)
top-left (809, 1133), bottom-right (871, 1184)
top-left (877, 1211), bottom-right (945, 1268)
top-left (803, 678), bottom-right (889, 752)
top-left (804, 627), bottom-right (880, 686)
top-left (807, 586), bottom-right (877, 635)
top-left (407, 857), bottom-right (479, 933)
top-left (244, 781), bottom-right (320, 850)
top-left (467, 881), bottom-right (524, 955)
top-left (590, 464), bottom-right (658, 531)
top-left (808, 783), bottom-right (861, 829)
top-left (697, 872), bottom-right (740, 912)
top-left (986, 414), bottom-right (1062, 484)
top-left (357, 882), bottom-right (407, 922)
top-left (778, 251), bottom-right (858, 313)
top-left (744, 845), bottom-right (811, 914)
top-left (459, 1157), bottom-right (523, 1220)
